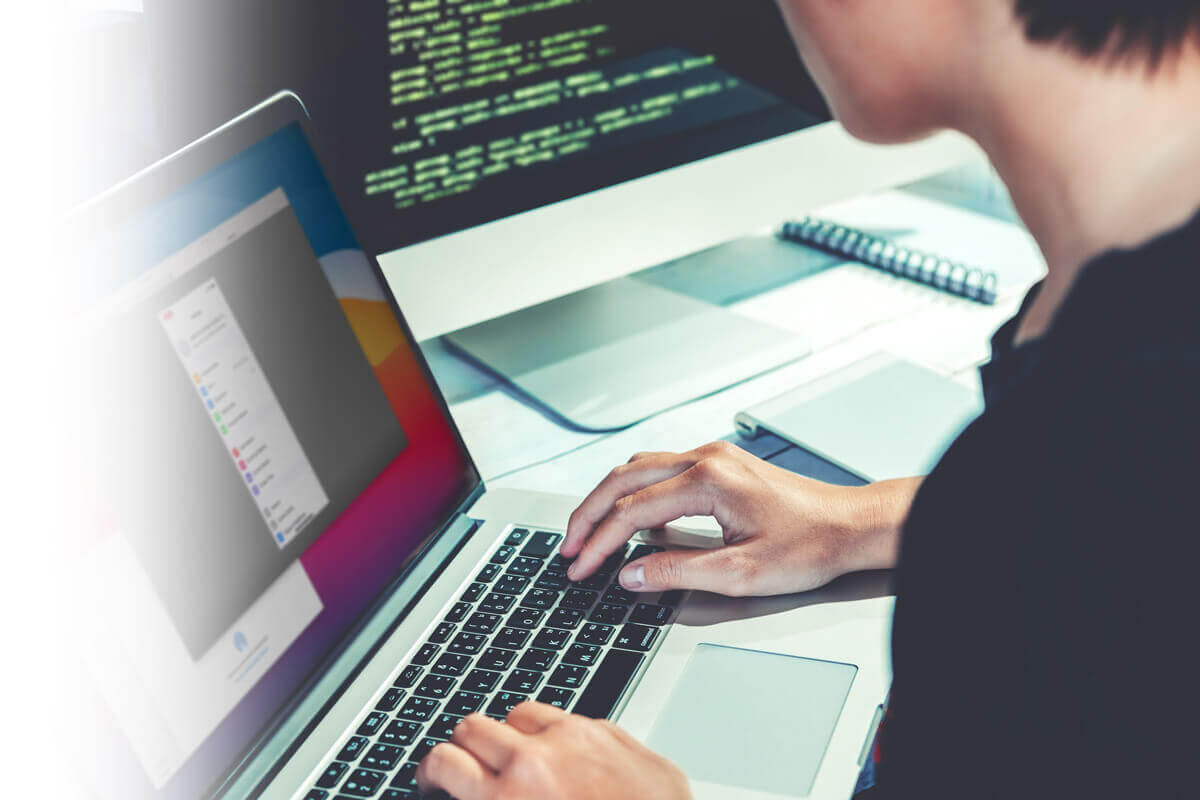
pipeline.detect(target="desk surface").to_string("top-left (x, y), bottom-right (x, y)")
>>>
top-left (422, 186), bottom-right (1044, 497)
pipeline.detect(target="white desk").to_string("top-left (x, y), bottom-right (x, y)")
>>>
top-left (424, 188), bottom-right (1045, 496)
top-left (408, 186), bottom-right (1044, 800)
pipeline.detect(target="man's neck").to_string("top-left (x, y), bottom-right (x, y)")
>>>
top-left (958, 39), bottom-right (1200, 344)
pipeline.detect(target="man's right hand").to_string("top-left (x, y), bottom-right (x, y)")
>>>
top-left (561, 441), bottom-right (921, 597)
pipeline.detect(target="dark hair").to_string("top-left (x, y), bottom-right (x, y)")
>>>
top-left (1015, 0), bottom-right (1200, 62)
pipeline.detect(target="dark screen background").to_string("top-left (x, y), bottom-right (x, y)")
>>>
top-left (145, 0), bottom-right (830, 256)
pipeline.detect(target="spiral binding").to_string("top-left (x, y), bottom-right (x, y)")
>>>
top-left (780, 217), bottom-right (999, 305)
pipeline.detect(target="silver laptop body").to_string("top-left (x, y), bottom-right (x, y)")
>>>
top-left (74, 93), bottom-right (891, 800)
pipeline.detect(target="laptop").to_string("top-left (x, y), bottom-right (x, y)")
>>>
top-left (71, 93), bottom-right (893, 800)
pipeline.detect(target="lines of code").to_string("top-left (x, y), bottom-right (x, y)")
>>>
top-left (366, 0), bottom-right (748, 210)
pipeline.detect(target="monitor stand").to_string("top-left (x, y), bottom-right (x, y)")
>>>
top-left (444, 236), bottom-right (824, 432)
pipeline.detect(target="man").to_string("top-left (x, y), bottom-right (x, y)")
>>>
top-left (418, 1), bottom-right (1200, 797)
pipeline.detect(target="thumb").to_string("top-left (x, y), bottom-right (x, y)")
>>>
top-left (618, 546), bottom-right (751, 596)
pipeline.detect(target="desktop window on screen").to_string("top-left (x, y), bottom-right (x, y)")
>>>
top-left (73, 123), bottom-right (477, 799)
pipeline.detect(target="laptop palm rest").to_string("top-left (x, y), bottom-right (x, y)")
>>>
top-left (646, 644), bottom-right (857, 797)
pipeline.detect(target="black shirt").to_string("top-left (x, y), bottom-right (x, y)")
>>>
top-left (876, 209), bottom-right (1200, 798)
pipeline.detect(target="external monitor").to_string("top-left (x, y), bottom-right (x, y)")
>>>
top-left (148, 0), bottom-right (975, 427)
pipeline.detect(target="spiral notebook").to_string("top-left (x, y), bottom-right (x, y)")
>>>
top-left (781, 216), bottom-right (1000, 305)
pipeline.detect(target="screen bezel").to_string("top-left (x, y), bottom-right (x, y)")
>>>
top-left (71, 91), bottom-right (486, 800)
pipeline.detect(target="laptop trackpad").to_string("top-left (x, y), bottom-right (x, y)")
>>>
top-left (646, 644), bottom-right (857, 797)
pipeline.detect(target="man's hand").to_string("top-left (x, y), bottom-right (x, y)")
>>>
top-left (562, 441), bottom-right (919, 596)
top-left (416, 703), bottom-right (691, 800)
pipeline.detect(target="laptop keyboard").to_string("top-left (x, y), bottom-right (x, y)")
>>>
top-left (302, 526), bottom-right (682, 800)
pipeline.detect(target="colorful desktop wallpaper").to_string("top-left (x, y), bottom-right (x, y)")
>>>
top-left (88, 122), bottom-right (479, 799)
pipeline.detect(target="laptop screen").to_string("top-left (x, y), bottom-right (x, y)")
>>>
top-left (73, 113), bottom-right (479, 798)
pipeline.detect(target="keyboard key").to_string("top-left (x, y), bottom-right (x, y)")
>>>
top-left (337, 736), bottom-right (369, 762)
top-left (362, 743), bottom-right (404, 772)
top-left (444, 601), bottom-right (472, 624)
top-left (573, 649), bottom-right (644, 719)
top-left (548, 664), bottom-right (589, 689)
top-left (493, 626), bottom-right (530, 650)
top-left (382, 790), bottom-right (413, 800)
top-left (356, 712), bottom-right (387, 737)
top-left (394, 665), bottom-right (423, 688)
top-left (507, 607), bottom-right (545, 629)
top-left (601, 545), bottom-right (630, 571)
top-left (463, 668), bottom-right (502, 693)
top-left (428, 713), bottom-right (464, 741)
top-left (547, 608), bottom-right (583, 629)
top-left (411, 642), bottom-right (439, 666)
top-left (375, 687), bottom-right (406, 712)
top-left (315, 762), bottom-right (348, 788)
top-left (602, 586), bottom-right (636, 605)
top-left (491, 545), bottom-right (516, 564)
top-left (478, 647), bottom-right (516, 671)
top-left (411, 737), bottom-right (440, 762)
top-left (520, 531), bottom-right (562, 558)
top-left (589, 603), bottom-right (628, 625)
top-left (428, 622), bottom-right (455, 644)
top-left (537, 686), bottom-right (575, 710)
top-left (577, 571), bottom-right (612, 591)
top-left (444, 690), bottom-right (486, 716)
top-left (479, 592), bottom-right (516, 614)
top-left (414, 674), bottom-right (457, 699)
top-left (464, 611), bottom-right (502, 635)
top-left (504, 669), bottom-right (543, 694)
top-left (548, 553), bottom-right (573, 571)
top-left (397, 696), bottom-right (440, 722)
top-left (340, 768), bottom-right (386, 797)
top-left (560, 588), bottom-right (598, 610)
top-left (476, 563), bottom-right (502, 583)
top-left (563, 643), bottom-right (601, 667)
top-left (520, 588), bottom-right (559, 610)
top-left (430, 653), bottom-right (472, 677)
top-left (486, 692), bottom-right (528, 717)
top-left (380, 720), bottom-right (421, 747)
top-left (658, 590), bottom-right (684, 607)
top-left (304, 790), bottom-right (328, 800)
top-left (505, 528), bottom-right (530, 547)
top-left (614, 623), bottom-right (659, 652)
top-left (506, 556), bottom-right (543, 577)
top-left (534, 571), bottom-right (569, 591)
top-left (460, 582), bottom-right (487, 603)
top-left (494, 575), bottom-right (530, 596)
top-left (389, 762), bottom-right (418, 789)
top-left (532, 628), bottom-right (570, 650)
top-left (628, 544), bottom-right (664, 562)
top-left (630, 603), bottom-right (672, 626)
top-left (517, 648), bottom-right (556, 672)
top-left (576, 623), bottom-right (614, 646)
top-left (448, 632), bottom-right (488, 655)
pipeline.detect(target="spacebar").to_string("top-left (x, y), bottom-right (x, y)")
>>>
top-left (573, 649), bottom-right (643, 719)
